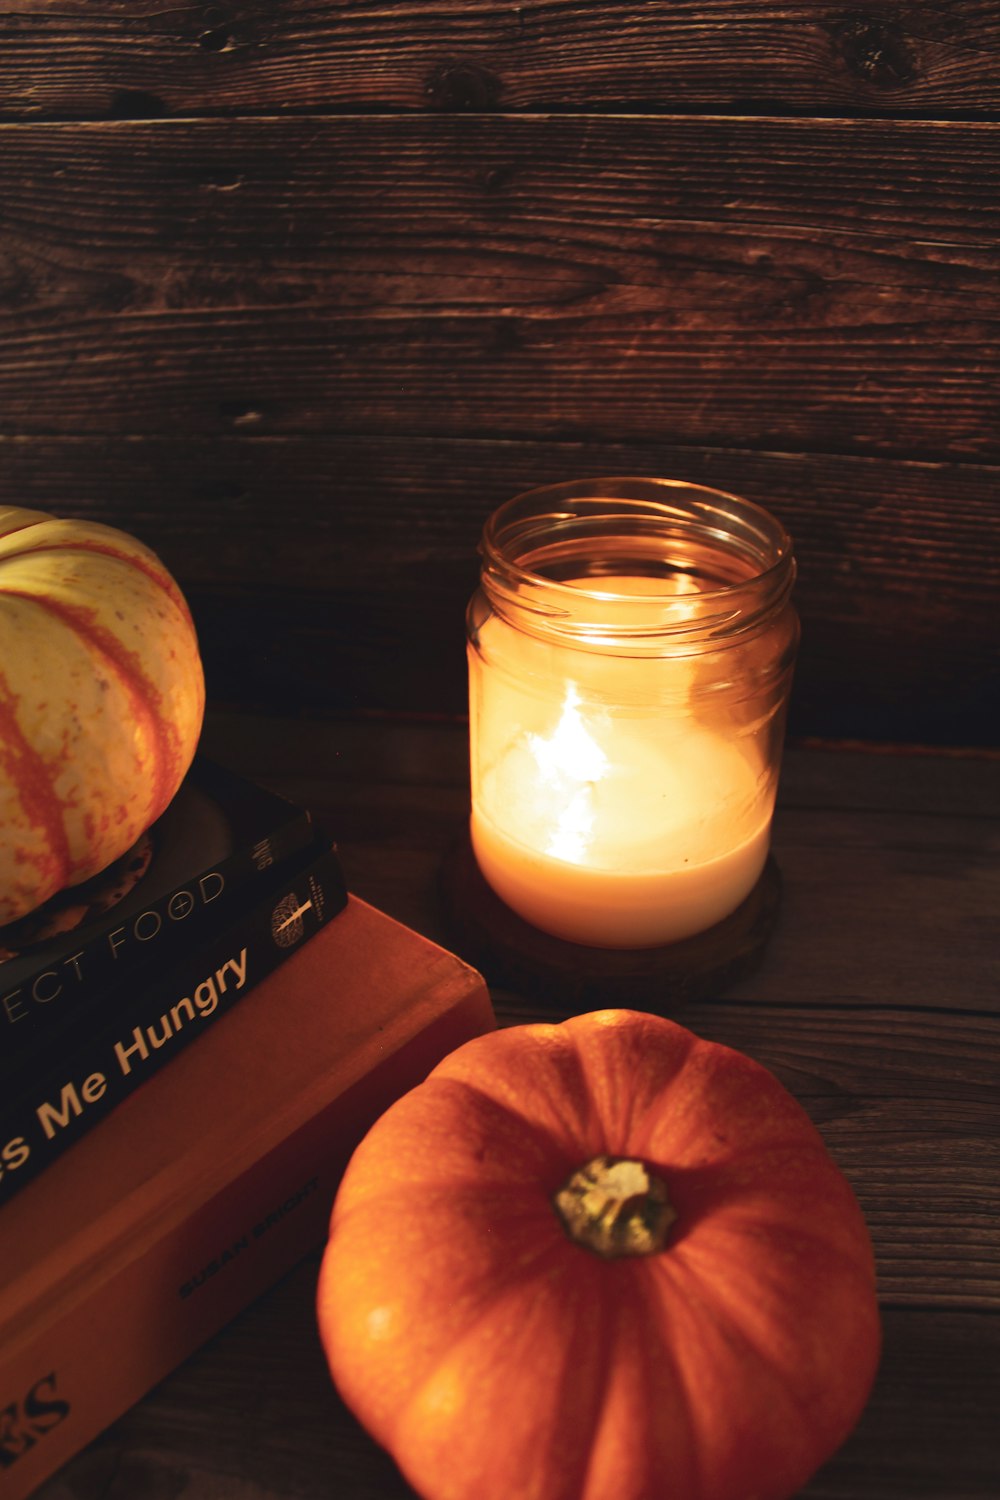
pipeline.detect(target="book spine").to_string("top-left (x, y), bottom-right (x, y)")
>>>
top-left (0, 844), bottom-right (347, 1209)
top-left (0, 785), bottom-right (317, 1060)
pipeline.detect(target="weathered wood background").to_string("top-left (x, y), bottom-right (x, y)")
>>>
top-left (1, 3), bottom-right (998, 745)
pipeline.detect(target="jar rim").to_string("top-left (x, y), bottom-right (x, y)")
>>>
top-left (478, 477), bottom-right (796, 648)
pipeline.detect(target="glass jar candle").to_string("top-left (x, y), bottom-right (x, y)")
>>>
top-left (466, 478), bottom-right (799, 949)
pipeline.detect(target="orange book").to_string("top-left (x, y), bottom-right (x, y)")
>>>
top-left (0, 897), bottom-right (495, 1499)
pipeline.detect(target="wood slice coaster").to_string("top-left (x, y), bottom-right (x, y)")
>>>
top-left (439, 834), bottom-right (782, 1013)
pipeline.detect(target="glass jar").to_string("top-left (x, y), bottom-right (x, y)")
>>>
top-left (466, 478), bottom-right (799, 949)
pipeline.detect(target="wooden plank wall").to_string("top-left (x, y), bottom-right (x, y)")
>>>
top-left (1, 3), bottom-right (997, 745)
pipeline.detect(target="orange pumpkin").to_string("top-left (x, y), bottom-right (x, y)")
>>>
top-left (318, 1009), bottom-right (880, 1500)
top-left (0, 507), bottom-right (204, 924)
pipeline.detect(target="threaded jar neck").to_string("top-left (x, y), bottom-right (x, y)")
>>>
top-left (478, 478), bottom-right (796, 654)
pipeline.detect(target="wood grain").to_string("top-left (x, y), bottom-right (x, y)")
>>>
top-left (0, 117), bottom-right (997, 461)
top-left (5, 435), bottom-right (996, 743)
top-left (2, 1), bottom-right (999, 120)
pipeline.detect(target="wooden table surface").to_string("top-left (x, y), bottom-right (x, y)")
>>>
top-left (34, 712), bottom-right (1000, 1500)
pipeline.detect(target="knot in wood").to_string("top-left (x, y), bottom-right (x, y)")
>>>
top-left (830, 12), bottom-right (916, 88)
top-left (425, 61), bottom-right (503, 113)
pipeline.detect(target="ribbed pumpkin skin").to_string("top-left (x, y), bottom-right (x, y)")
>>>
top-left (0, 507), bottom-right (205, 924)
top-left (317, 1010), bottom-right (880, 1500)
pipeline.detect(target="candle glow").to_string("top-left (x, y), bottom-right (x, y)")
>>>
top-left (471, 671), bottom-right (771, 949)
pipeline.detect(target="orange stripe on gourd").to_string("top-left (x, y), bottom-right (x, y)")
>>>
top-left (0, 672), bottom-right (73, 902)
top-left (3, 587), bottom-right (180, 834)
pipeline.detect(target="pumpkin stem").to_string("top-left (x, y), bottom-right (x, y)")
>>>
top-left (552, 1155), bottom-right (677, 1259)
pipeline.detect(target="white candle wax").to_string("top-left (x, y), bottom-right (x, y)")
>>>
top-left (470, 685), bottom-right (770, 949)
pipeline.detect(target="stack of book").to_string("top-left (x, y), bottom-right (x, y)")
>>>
top-left (0, 756), bottom-right (348, 1206)
top-left (0, 758), bottom-right (495, 1499)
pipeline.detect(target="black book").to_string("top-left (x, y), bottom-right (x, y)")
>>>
top-left (0, 757), bottom-right (318, 1072)
top-left (0, 834), bottom-right (348, 1207)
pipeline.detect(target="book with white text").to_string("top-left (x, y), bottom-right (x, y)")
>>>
top-left (0, 757), bottom-right (318, 1072)
top-left (0, 835), bottom-right (347, 1207)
